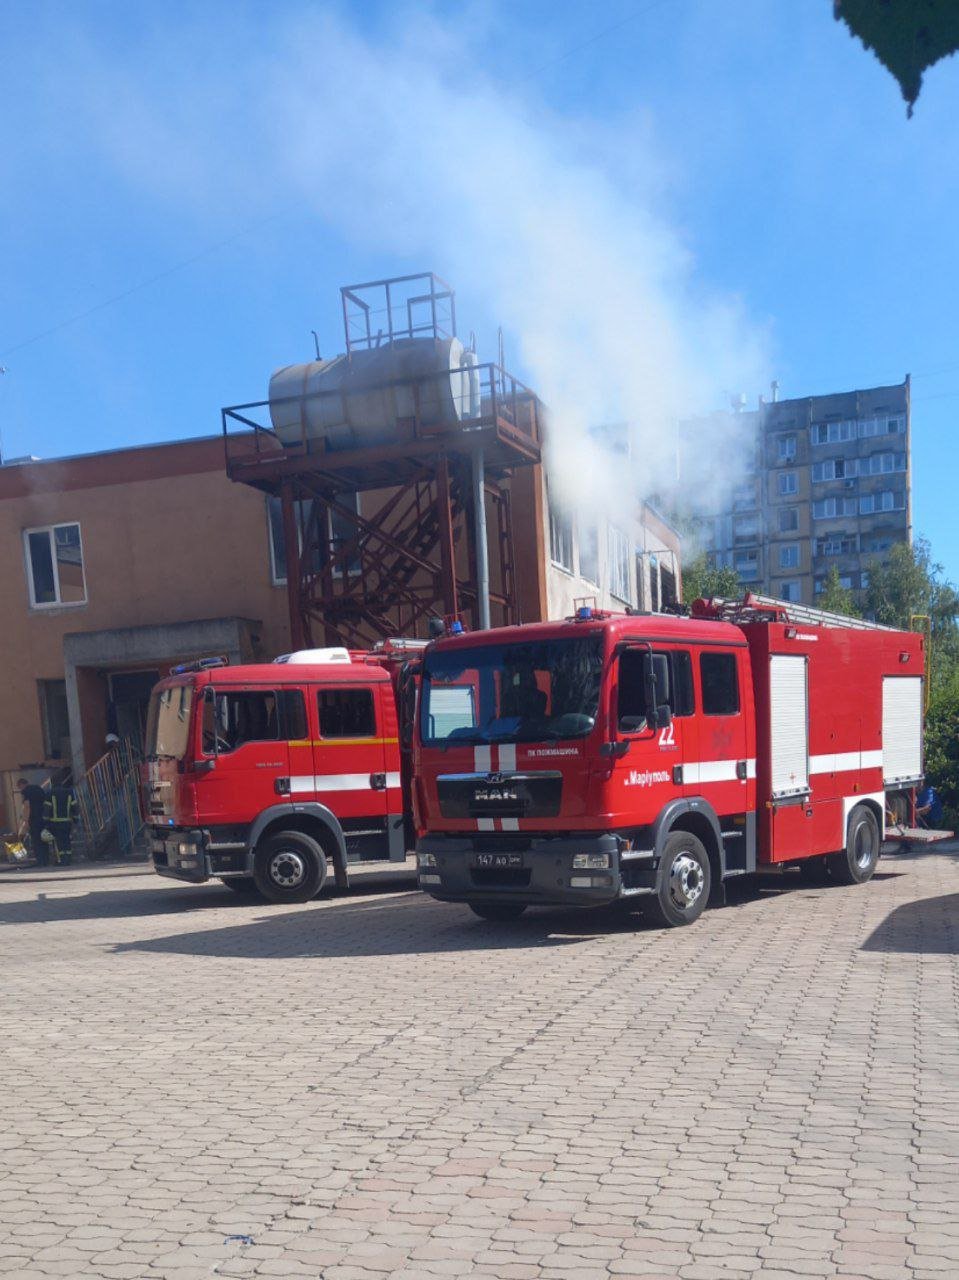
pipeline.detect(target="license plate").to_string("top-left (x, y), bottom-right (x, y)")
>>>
top-left (473, 852), bottom-right (523, 869)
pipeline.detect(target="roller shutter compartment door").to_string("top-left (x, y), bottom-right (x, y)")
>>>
top-left (769, 654), bottom-right (809, 798)
top-left (882, 676), bottom-right (923, 785)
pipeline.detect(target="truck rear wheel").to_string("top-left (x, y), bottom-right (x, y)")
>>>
top-left (253, 831), bottom-right (327, 904)
top-left (644, 831), bottom-right (711, 928)
top-left (468, 902), bottom-right (527, 922)
top-left (829, 805), bottom-right (880, 885)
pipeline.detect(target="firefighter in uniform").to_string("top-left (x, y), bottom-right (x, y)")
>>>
top-left (42, 786), bottom-right (79, 865)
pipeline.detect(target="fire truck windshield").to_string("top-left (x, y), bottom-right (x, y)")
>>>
top-left (420, 636), bottom-right (603, 747)
top-left (145, 684), bottom-right (194, 760)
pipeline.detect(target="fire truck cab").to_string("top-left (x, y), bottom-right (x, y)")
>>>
top-left (144, 643), bottom-right (421, 902)
top-left (413, 597), bottom-right (925, 926)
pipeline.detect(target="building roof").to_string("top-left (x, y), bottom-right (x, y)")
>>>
top-left (0, 433), bottom-right (225, 499)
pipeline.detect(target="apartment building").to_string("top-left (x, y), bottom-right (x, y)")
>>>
top-left (694, 378), bottom-right (911, 604)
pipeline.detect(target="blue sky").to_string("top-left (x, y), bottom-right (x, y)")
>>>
top-left (1, 1), bottom-right (957, 573)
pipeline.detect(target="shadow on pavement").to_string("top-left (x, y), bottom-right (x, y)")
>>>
top-left (0, 870), bottom-right (423, 926)
top-left (861, 892), bottom-right (959, 954)
top-left (111, 893), bottom-right (623, 958)
top-left (106, 867), bottom-right (914, 962)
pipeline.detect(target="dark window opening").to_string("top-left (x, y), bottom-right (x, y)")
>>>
top-left (38, 679), bottom-right (70, 759)
top-left (618, 649), bottom-right (694, 732)
top-left (700, 652), bottom-right (740, 716)
top-left (318, 688), bottom-right (376, 739)
top-left (205, 690), bottom-right (280, 753)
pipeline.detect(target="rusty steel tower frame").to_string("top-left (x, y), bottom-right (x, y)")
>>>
top-left (222, 274), bottom-right (544, 649)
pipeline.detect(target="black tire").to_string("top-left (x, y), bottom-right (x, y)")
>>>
top-left (829, 805), bottom-right (881, 885)
top-left (468, 902), bottom-right (527, 922)
top-left (798, 855), bottom-right (831, 884)
top-left (253, 830), bottom-right (327, 904)
top-left (643, 831), bottom-right (711, 928)
top-left (220, 876), bottom-right (257, 894)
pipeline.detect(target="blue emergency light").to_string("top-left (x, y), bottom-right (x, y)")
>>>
top-left (577, 606), bottom-right (592, 621)
top-left (449, 620), bottom-right (464, 635)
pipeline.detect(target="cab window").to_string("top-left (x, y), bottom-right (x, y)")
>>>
top-left (618, 649), bottom-right (694, 732)
top-left (204, 690), bottom-right (280, 753)
top-left (700, 652), bottom-right (740, 715)
top-left (318, 688), bottom-right (376, 738)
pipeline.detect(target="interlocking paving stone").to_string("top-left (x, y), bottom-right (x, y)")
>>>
top-left (2, 848), bottom-right (958, 1278)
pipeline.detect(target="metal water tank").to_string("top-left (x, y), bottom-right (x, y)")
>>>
top-left (268, 336), bottom-right (481, 450)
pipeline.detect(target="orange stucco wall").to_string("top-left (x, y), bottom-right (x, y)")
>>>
top-left (0, 440), bottom-right (291, 790)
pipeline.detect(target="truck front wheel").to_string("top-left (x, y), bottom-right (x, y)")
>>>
top-left (253, 831), bottom-right (327, 904)
top-left (829, 806), bottom-right (880, 885)
top-left (644, 831), bottom-right (711, 928)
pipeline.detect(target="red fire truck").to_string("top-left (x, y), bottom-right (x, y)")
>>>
top-left (143, 642), bottom-right (421, 902)
top-left (413, 596), bottom-right (927, 926)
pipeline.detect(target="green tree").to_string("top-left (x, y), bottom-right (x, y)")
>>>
top-left (817, 565), bottom-right (861, 618)
top-left (835, 0), bottom-right (959, 116)
top-left (864, 539), bottom-right (959, 688)
top-left (682, 553), bottom-right (740, 604)
top-left (924, 672), bottom-right (959, 826)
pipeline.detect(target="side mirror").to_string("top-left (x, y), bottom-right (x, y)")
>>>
top-left (644, 653), bottom-right (670, 728)
top-left (655, 704), bottom-right (672, 730)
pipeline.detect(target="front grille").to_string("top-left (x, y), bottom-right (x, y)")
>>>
top-left (438, 771), bottom-right (562, 820)
top-left (470, 867), bottom-right (531, 888)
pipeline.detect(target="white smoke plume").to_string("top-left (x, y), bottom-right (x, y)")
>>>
top-left (262, 11), bottom-right (770, 519)
top-left (25, 6), bottom-right (771, 520)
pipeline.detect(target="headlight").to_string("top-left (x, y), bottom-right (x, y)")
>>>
top-left (178, 841), bottom-right (196, 856)
top-left (418, 851), bottom-right (437, 868)
top-left (573, 852), bottom-right (610, 870)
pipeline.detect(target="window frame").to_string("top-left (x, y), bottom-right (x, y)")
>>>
top-left (607, 525), bottom-right (633, 604)
top-left (267, 494), bottom-right (362, 587)
top-left (23, 522), bottom-right (87, 609)
top-left (777, 471), bottom-right (798, 496)
top-left (202, 687), bottom-right (283, 756)
top-left (777, 434), bottom-right (797, 462)
top-left (699, 651), bottom-right (741, 717)
top-left (548, 497), bottom-right (574, 574)
top-left (578, 522), bottom-right (599, 585)
top-left (617, 647), bottom-right (695, 734)
top-left (317, 686), bottom-right (378, 740)
top-left (779, 543), bottom-right (800, 570)
top-left (778, 507), bottom-right (799, 533)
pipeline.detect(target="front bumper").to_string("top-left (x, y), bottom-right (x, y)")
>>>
top-left (151, 828), bottom-right (210, 883)
top-left (416, 832), bottom-right (657, 908)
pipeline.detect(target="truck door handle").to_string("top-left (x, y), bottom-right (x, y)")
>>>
top-left (370, 773), bottom-right (387, 791)
top-left (736, 760), bottom-right (748, 781)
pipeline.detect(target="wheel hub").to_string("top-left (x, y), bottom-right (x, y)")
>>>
top-left (269, 850), bottom-right (307, 889)
top-left (854, 825), bottom-right (875, 869)
top-left (668, 852), bottom-right (704, 909)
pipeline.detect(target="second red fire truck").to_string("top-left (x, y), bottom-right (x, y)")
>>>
top-left (413, 595), bottom-right (928, 925)
top-left (143, 642), bottom-right (421, 902)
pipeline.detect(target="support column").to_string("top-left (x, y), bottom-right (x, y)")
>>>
top-left (436, 455), bottom-right (459, 621)
top-left (281, 481), bottom-right (307, 651)
top-left (472, 448), bottom-right (491, 631)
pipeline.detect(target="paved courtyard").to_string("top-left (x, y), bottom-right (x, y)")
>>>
top-left (2, 846), bottom-right (958, 1280)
